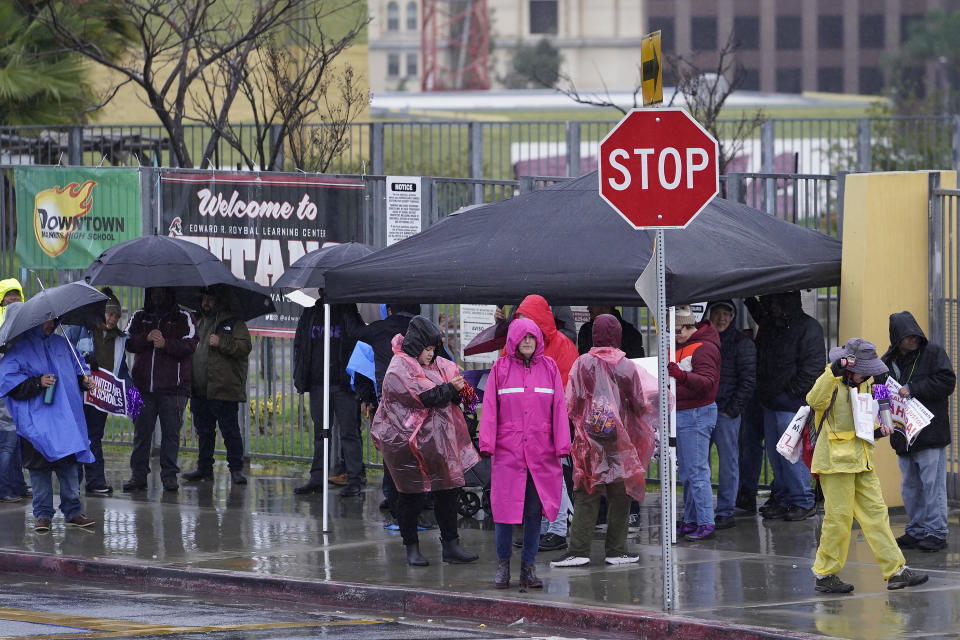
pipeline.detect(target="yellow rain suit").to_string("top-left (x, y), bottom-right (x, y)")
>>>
top-left (0, 278), bottom-right (24, 326)
top-left (808, 365), bottom-right (905, 580)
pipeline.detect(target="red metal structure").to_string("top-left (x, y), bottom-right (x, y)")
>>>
top-left (421, 0), bottom-right (489, 91)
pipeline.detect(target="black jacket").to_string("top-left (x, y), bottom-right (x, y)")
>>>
top-left (577, 309), bottom-right (645, 358)
top-left (877, 311), bottom-right (956, 455)
top-left (353, 312), bottom-right (418, 403)
top-left (402, 315), bottom-right (460, 407)
top-left (293, 303), bottom-right (365, 394)
top-left (715, 325), bottom-right (757, 418)
top-left (747, 292), bottom-right (825, 412)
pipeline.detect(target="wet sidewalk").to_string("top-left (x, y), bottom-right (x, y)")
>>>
top-left (1, 455), bottom-right (959, 639)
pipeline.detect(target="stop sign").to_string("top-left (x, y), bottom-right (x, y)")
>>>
top-left (599, 108), bottom-right (719, 229)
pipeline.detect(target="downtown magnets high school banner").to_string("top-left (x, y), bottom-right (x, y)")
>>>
top-left (160, 171), bottom-right (365, 335)
top-left (15, 167), bottom-right (142, 269)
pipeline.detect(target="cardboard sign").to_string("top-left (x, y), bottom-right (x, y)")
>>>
top-left (83, 369), bottom-right (127, 416)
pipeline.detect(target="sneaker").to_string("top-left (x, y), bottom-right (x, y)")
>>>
top-left (66, 514), bottom-right (95, 528)
top-left (916, 536), bottom-right (947, 552)
top-left (181, 469), bottom-right (213, 482)
top-left (758, 497), bottom-right (779, 514)
top-left (627, 513), bottom-right (641, 532)
top-left (550, 553), bottom-right (590, 567)
top-left (538, 533), bottom-right (567, 551)
top-left (33, 517), bottom-right (51, 533)
top-left (887, 567), bottom-right (928, 590)
top-left (815, 574), bottom-right (854, 593)
top-left (1, 494), bottom-right (23, 503)
top-left (86, 486), bottom-right (113, 495)
top-left (512, 538), bottom-right (524, 549)
top-left (122, 478), bottom-right (147, 491)
top-left (161, 477), bottom-right (179, 492)
top-left (383, 519), bottom-right (400, 531)
top-left (784, 505), bottom-right (816, 521)
top-left (685, 524), bottom-right (715, 541)
top-left (328, 473), bottom-right (348, 486)
top-left (605, 553), bottom-right (640, 565)
top-left (676, 521), bottom-right (697, 538)
top-left (896, 533), bottom-right (921, 549)
top-left (714, 515), bottom-right (736, 530)
top-left (762, 504), bottom-right (788, 520)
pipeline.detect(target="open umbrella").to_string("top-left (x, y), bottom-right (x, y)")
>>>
top-left (0, 282), bottom-right (107, 348)
top-left (83, 235), bottom-right (236, 287)
top-left (274, 242), bottom-right (375, 290)
top-left (176, 278), bottom-right (277, 322)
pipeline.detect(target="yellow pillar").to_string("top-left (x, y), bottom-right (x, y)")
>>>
top-left (839, 170), bottom-right (957, 506)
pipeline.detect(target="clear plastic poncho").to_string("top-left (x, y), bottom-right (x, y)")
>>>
top-left (565, 347), bottom-right (658, 501)
top-left (371, 334), bottom-right (479, 493)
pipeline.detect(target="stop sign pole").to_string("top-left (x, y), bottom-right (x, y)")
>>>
top-left (599, 108), bottom-right (719, 613)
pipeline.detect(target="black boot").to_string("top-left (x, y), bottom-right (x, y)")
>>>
top-left (405, 543), bottom-right (429, 566)
top-left (182, 468), bottom-right (213, 482)
top-left (519, 561), bottom-right (543, 591)
top-left (441, 538), bottom-right (478, 563)
top-left (494, 559), bottom-right (510, 589)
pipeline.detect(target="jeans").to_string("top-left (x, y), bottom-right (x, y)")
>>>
top-left (495, 474), bottom-right (543, 564)
top-left (737, 400), bottom-right (765, 494)
top-left (542, 472), bottom-right (573, 537)
top-left (191, 397), bottom-right (244, 472)
top-left (762, 407), bottom-right (814, 509)
top-left (397, 487), bottom-right (459, 546)
top-left (29, 459), bottom-right (81, 520)
top-left (0, 428), bottom-right (27, 498)
top-left (899, 446), bottom-right (949, 540)
top-left (676, 403), bottom-right (717, 526)
top-left (79, 405), bottom-right (108, 490)
top-left (309, 385), bottom-right (364, 484)
top-left (130, 392), bottom-right (186, 482)
top-left (568, 482), bottom-right (629, 558)
top-left (711, 413), bottom-right (741, 517)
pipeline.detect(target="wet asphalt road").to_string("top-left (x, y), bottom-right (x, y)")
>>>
top-left (0, 575), bottom-right (581, 640)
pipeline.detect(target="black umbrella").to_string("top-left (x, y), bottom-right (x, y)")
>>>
top-left (83, 235), bottom-right (236, 287)
top-left (274, 242), bottom-right (375, 290)
top-left (0, 282), bottom-right (107, 348)
top-left (176, 278), bottom-right (277, 322)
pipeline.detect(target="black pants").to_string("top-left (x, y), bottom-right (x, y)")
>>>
top-left (130, 392), bottom-right (186, 482)
top-left (79, 405), bottom-right (108, 490)
top-left (308, 385), bottom-right (364, 484)
top-left (398, 487), bottom-right (460, 546)
top-left (191, 397), bottom-right (244, 472)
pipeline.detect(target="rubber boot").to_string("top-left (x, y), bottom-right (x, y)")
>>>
top-left (405, 543), bottom-right (429, 566)
top-left (519, 561), bottom-right (543, 591)
top-left (441, 538), bottom-right (479, 564)
top-left (494, 559), bottom-right (510, 589)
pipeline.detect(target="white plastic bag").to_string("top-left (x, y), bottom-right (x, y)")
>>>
top-left (776, 405), bottom-right (811, 463)
top-left (849, 388), bottom-right (878, 444)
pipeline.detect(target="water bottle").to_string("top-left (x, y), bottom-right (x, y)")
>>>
top-left (43, 376), bottom-right (56, 404)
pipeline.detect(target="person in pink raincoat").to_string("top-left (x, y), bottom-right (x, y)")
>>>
top-left (479, 317), bottom-right (571, 591)
top-left (550, 314), bottom-right (658, 568)
top-left (371, 316), bottom-right (480, 567)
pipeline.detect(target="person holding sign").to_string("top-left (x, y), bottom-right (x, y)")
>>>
top-left (878, 311), bottom-right (956, 553)
top-left (808, 338), bottom-right (927, 593)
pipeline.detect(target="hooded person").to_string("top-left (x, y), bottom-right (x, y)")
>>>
top-left (479, 317), bottom-right (571, 591)
top-left (0, 279), bottom-right (24, 325)
top-left (551, 314), bottom-right (657, 568)
top-left (0, 317), bottom-right (95, 532)
top-left (370, 315), bottom-right (479, 567)
top-left (807, 338), bottom-right (928, 594)
top-left (513, 295), bottom-right (579, 387)
top-left (0, 277), bottom-right (28, 502)
top-left (877, 311), bottom-right (956, 552)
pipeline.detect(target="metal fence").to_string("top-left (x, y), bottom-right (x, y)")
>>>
top-left (3, 115), bottom-right (959, 180)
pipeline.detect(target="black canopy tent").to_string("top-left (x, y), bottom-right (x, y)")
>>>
top-left (324, 172), bottom-right (841, 306)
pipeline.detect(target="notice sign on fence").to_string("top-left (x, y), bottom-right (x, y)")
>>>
top-left (461, 304), bottom-right (498, 364)
top-left (386, 176), bottom-right (422, 246)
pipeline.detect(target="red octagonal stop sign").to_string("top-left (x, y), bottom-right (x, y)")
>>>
top-left (599, 108), bottom-right (719, 229)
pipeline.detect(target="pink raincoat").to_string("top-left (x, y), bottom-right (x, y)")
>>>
top-left (479, 318), bottom-right (571, 524)
top-left (566, 347), bottom-right (658, 501)
top-left (371, 334), bottom-right (479, 493)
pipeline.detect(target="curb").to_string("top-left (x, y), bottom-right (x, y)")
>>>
top-left (0, 550), bottom-right (820, 639)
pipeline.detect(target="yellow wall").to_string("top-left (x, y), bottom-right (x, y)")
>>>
top-left (839, 170), bottom-right (958, 505)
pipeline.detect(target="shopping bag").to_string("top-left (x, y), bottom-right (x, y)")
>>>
top-left (776, 405), bottom-right (811, 464)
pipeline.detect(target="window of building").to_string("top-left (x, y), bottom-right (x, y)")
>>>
top-left (859, 14), bottom-right (884, 49)
top-left (732, 16), bottom-right (759, 50)
top-left (776, 67), bottom-right (802, 93)
top-left (387, 2), bottom-right (399, 31)
top-left (900, 14), bottom-right (923, 44)
top-left (530, 0), bottom-right (558, 35)
top-left (691, 16), bottom-right (717, 51)
top-left (817, 67), bottom-right (843, 93)
top-left (776, 15), bottom-right (802, 50)
top-left (859, 66), bottom-right (884, 95)
top-left (387, 53), bottom-right (400, 77)
top-left (406, 52), bottom-right (418, 77)
top-left (740, 68), bottom-right (760, 91)
top-left (648, 17), bottom-right (674, 55)
top-left (818, 14), bottom-right (843, 49)
top-left (406, 2), bottom-right (417, 30)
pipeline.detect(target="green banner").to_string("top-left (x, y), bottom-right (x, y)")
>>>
top-left (15, 167), bottom-right (142, 269)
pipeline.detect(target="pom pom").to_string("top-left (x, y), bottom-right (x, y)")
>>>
top-left (458, 379), bottom-right (479, 412)
top-left (873, 384), bottom-right (891, 401)
top-left (126, 385), bottom-right (143, 421)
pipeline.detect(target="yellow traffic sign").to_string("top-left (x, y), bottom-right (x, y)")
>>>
top-left (641, 31), bottom-right (663, 106)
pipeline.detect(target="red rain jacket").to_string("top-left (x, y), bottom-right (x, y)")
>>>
top-left (515, 294), bottom-right (579, 388)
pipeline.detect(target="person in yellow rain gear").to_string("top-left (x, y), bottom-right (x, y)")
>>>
top-left (808, 338), bottom-right (928, 594)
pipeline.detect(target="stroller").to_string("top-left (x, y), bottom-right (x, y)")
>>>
top-left (458, 368), bottom-right (491, 517)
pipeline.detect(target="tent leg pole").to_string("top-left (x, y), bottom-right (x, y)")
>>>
top-left (323, 302), bottom-right (331, 533)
